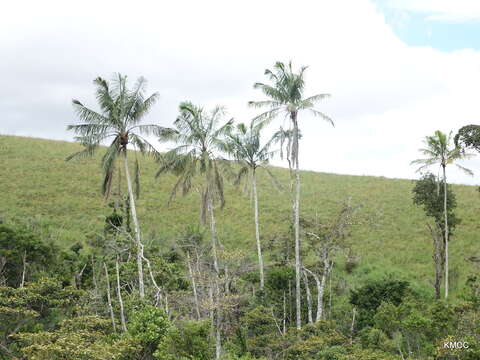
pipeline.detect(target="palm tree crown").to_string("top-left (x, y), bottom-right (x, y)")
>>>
top-left (225, 122), bottom-right (277, 180)
top-left (248, 61), bottom-right (333, 165)
top-left (67, 74), bottom-right (162, 197)
top-left (157, 101), bottom-right (233, 220)
top-left (411, 130), bottom-right (473, 175)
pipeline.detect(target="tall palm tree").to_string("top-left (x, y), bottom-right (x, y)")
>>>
top-left (411, 130), bottom-right (473, 298)
top-left (157, 102), bottom-right (232, 359)
top-left (157, 101), bottom-right (233, 274)
top-left (249, 61), bottom-right (333, 329)
top-left (224, 121), bottom-right (279, 290)
top-left (67, 74), bottom-right (162, 299)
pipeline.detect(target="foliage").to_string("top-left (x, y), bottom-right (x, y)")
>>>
top-left (15, 316), bottom-right (140, 360)
top-left (0, 224), bottom-right (58, 287)
top-left (412, 173), bottom-right (460, 232)
top-left (454, 124), bottom-right (480, 153)
top-left (350, 278), bottom-right (410, 330)
top-left (155, 320), bottom-right (212, 360)
top-left (128, 304), bottom-right (170, 358)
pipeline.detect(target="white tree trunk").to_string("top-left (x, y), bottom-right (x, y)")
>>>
top-left (20, 251), bottom-right (26, 288)
top-left (318, 269), bottom-right (327, 320)
top-left (215, 312), bottom-right (221, 360)
top-left (187, 253), bottom-right (201, 320)
top-left (443, 165), bottom-right (449, 299)
top-left (115, 255), bottom-right (127, 332)
top-left (252, 169), bottom-right (265, 290)
top-left (350, 307), bottom-right (357, 341)
top-left (303, 267), bottom-right (323, 322)
top-left (103, 262), bottom-right (116, 332)
top-left (283, 290), bottom-right (286, 335)
top-left (207, 194), bottom-right (220, 275)
top-left (302, 271), bottom-right (313, 323)
top-left (123, 150), bottom-right (145, 299)
top-left (292, 115), bottom-right (302, 330)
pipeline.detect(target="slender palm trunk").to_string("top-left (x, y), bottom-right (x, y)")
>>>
top-left (252, 168), bottom-right (265, 290)
top-left (292, 113), bottom-right (302, 330)
top-left (187, 252), bottom-right (201, 320)
top-left (442, 164), bottom-right (449, 299)
top-left (207, 193), bottom-right (222, 358)
top-left (207, 194), bottom-right (220, 275)
top-left (103, 262), bottom-right (116, 332)
top-left (115, 255), bottom-right (127, 332)
top-left (215, 293), bottom-right (222, 360)
top-left (123, 150), bottom-right (145, 299)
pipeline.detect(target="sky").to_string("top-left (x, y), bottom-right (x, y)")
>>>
top-left (1, 0), bottom-right (480, 184)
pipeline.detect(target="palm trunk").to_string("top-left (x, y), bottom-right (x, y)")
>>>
top-left (292, 113), bottom-right (302, 330)
top-left (215, 306), bottom-right (222, 360)
top-left (282, 290), bottom-right (286, 335)
top-left (207, 193), bottom-right (222, 358)
top-left (207, 194), bottom-right (220, 275)
top-left (115, 255), bottom-right (127, 332)
top-left (302, 271), bottom-right (313, 323)
top-left (443, 165), bottom-right (449, 299)
top-left (187, 253), bottom-right (201, 320)
top-left (103, 262), bottom-right (116, 332)
top-left (252, 168), bottom-right (265, 290)
top-left (123, 150), bottom-right (145, 299)
top-left (427, 222), bottom-right (443, 300)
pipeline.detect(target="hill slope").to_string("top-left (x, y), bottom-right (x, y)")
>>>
top-left (0, 135), bottom-right (478, 296)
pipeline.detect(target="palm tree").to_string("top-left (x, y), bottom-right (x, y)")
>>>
top-left (156, 101), bottom-right (233, 275)
top-left (249, 61), bottom-right (333, 329)
top-left (157, 102), bottom-right (232, 359)
top-left (411, 130), bottom-right (473, 298)
top-left (224, 122), bottom-right (279, 290)
top-left (67, 74), bottom-right (162, 299)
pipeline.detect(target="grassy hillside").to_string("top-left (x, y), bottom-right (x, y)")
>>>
top-left (0, 134), bottom-right (478, 297)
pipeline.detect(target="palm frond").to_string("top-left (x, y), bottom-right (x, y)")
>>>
top-left (65, 144), bottom-right (98, 161)
top-left (72, 100), bottom-right (109, 124)
top-left (309, 109), bottom-right (335, 127)
top-left (456, 163), bottom-right (474, 176)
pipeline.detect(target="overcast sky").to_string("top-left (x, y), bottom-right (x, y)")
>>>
top-left (2, 0), bottom-right (480, 184)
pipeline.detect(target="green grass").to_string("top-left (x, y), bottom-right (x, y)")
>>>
top-left (0, 134), bottom-right (478, 297)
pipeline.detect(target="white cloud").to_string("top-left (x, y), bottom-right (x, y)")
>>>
top-left (1, 0), bottom-right (480, 185)
top-left (385, 0), bottom-right (480, 23)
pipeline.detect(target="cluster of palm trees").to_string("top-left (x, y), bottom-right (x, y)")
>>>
top-left (66, 62), bottom-right (334, 337)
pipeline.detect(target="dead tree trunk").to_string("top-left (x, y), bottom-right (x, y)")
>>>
top-left (302, 270), bottom-right (313, 323)
top-left (115, 255), bottom-right (127, 332)
top-left (20, 251), bottom-right (26, 288)
top-left (187, 252), bottom-right (201, 320)
top-left (103, 262), bottom-right (116, 332)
